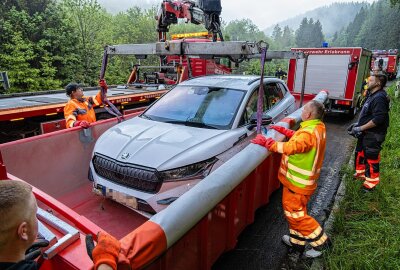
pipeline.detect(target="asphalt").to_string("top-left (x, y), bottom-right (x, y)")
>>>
top-left (213, 113), bottom-right (357, 270)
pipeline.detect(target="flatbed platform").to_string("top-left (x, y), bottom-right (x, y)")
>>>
top-left (0, 85), bottom-right (166, 121)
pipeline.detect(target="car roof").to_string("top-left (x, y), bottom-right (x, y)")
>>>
top-left (178, 75), bottom-right (280, 91)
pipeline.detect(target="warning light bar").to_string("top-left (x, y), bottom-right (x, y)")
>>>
top-left (171, 32), bottom-right (210, 39)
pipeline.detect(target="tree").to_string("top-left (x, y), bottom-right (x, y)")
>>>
top-left (272, 24), bottom-right (282, 47)
top-left (281, 26), bottom-right (295, 49)
top-left (295, 17), bottom-right (309, 47)
top-left (344, 7), bottom-right (367, 46)
top-left (61, 0), bottom-right (109, 85)
top-left (312, 20), bottom-right (325, 47)
top-left (0, 3), bottom-right (73, 92)
top-left (390, 0), bottom-right (400, 7)
top-left (224, 19), bottom-right (268, 42)
top-left (295, 17), bottom-right (324, 47)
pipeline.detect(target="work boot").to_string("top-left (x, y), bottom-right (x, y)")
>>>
top-left (282, 235), bottom-right (292, 247)
top-left (362, 186), bottom-right (376, 193)
top-left (353, 172), bottom-right (365, 180)
top-left (305, 237), bottom-right (332, 258)
top-left (304, 248), bottom-right (322, 258)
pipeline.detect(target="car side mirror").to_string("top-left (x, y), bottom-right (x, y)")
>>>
top-left (247, 113), bottom-right (273, 130)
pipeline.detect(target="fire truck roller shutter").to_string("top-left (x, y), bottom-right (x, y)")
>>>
top-left (294, 55), bottom-right (350, 99)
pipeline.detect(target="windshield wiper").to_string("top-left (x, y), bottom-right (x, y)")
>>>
top-left (185, 118), bottom-right (219, 129)
top-left (165, 119), bottom-right (219, 129)
top-left (141, 114), bottom-right (154, 120)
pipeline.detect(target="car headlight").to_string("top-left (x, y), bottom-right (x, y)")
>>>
top-left (160, 157), bottom-right (218, 182)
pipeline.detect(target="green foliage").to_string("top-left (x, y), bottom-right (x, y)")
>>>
top-left (0, 1), bottom-right (286, 92)
top-left (295, 17), bottom-right (325, 48)
top-left (0, 4), bottom-right (68, 92)
top-left (390, 0), bottom-right (400, 6)
top-left (324, 83), bottom-right (400, 269)
top-left (264, 2), bottom-right (367, 38)
top-left (224, 19), bottom-right (268, 42)
top-left (332, 0), bottom-right (400, 49)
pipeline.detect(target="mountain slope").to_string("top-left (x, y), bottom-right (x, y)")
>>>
top-left (264, 2), bottom-right (368, 37)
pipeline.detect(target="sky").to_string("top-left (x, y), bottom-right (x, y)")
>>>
top-left (98, 0), bottom-right (377, 29)
top-left (220, 0), bottom-right (376, 29)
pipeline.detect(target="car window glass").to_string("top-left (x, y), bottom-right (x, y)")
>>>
top-left (265, 83), bottom-right (283, 108)
top-left (143, 85), bottom-right (245, 129)
top-left (240, 88), bottom-right (269, 125)
top-left (278, 83), bottom-right (287, 96)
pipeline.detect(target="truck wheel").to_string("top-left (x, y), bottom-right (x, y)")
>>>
top-left (347, 106), bottom-right (356, 119)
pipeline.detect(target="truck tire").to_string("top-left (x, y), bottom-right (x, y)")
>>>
top-left (347, 106), bottom-right (356, 119)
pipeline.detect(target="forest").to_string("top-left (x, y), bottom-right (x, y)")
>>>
top-left (0, 0), bottom-right (399, 93)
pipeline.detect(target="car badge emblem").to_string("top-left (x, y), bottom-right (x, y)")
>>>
top-left (121, 152), bottom-right (130, 160)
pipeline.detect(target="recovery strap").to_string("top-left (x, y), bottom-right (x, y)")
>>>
top-left (256, 43), bottom-right (268, 134)
top-left (99, 48), bottom-right (124, 122)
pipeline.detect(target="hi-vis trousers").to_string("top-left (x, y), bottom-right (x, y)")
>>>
top-left (355, 132), bottom-right (384, 190)
top-left (282, 186), bottom-right (328, 251)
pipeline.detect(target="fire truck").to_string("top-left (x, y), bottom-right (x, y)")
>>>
top-left (286, 47), bottom-right (372, 117)
top-left (371, 49), bottom-right (399, 80)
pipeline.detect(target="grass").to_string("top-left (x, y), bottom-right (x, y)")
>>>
top-left (322, 82), bottom-right (400, 270)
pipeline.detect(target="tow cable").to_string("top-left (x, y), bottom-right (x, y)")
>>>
top-left (99, 47), bottom-right (124, 122)
top-left (256, 41), bottom-right (269, 134)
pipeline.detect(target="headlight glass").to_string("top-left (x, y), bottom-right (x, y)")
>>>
top-left (160, 157), bottom-right (218, 182)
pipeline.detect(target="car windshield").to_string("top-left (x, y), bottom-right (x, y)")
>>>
top-left (142, 85), bottom-right (245, 129)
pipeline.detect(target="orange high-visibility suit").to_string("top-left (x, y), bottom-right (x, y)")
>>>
top-left (269, 119), bottom-right (329, 251)
top-left (64, 91), bottom-right (102, 128)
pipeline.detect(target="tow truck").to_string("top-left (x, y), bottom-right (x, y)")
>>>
top-left (0, 38), bottom-right (314, 269)
top-left (287, 47), bottom-right (372, 117)
top-left (0, 0), bottom-right (229, 142)
top-left (371, 49), bottom-right (399, 80)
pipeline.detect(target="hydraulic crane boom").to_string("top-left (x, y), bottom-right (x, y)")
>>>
top-left (104, 41), bottom-right (304, 62)
top-left (157, 0), bottom-right (223, 42)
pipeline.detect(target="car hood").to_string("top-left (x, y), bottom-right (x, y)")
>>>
top-left (93, 117), bottom-right (246, 171)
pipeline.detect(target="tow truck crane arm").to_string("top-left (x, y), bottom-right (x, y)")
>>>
top-left (157, 0), bottom-right (223, 42)
top-left (104, 41), bottom-right (304, 62)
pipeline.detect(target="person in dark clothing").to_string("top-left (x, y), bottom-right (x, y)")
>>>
top-left (0, 180), bottom-right (43, 270)
top-left (347, 72), bottom-right (390, 192)
top-left (275, 68), bottom-right (287, 80)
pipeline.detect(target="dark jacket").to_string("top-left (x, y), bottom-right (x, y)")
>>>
top-left (0, 260), bottom-right (38, 270)
top-left (358, 89), bottom-right (390, 135)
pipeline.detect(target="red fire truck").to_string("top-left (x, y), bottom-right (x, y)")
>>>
top-left (371, 49), bottom-right (399, 80)
top-left (286, 47), bottom-right (372, 117)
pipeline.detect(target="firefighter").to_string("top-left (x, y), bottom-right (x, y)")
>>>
top-left (64, 80), bottom-right (108, 128)
top-left (0, 180), bottom-right (49, 269)
top-left (251, 100), bottom-right (330, 258)
top-left (275, 67), bottom-right (287, 80)
top-left (348, 72), bottom-right (389, 192)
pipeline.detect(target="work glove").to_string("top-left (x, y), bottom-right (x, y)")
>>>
top-left (86, 232), bottom-right (120, 270)
top-left (264, 138), bottom-right (276, 151)
top-left (251, 135), bottom-right (276, 151)
top-left (347, 123), bottom-right (362, 138)
top-left (251, 134), bottom-right (267, 146)
top-left (99, 79), bottom-right (108, 93)
top-left (25, 238), bottom-right (50, 261)
top-left (74, 120), bottom-right (91, 128)
top-left (269, 125), bottom-right (295, 138)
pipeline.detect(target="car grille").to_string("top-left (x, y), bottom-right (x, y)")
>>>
top-left (92, 154), bottom-right (162, 193)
